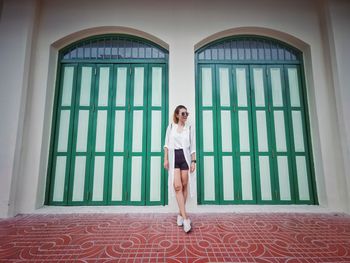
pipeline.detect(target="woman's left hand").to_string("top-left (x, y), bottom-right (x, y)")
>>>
top-left (190, 162), bottom-right (196, 173)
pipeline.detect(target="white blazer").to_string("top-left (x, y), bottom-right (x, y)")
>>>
top-left (164, 123), bottom-right (196, 197)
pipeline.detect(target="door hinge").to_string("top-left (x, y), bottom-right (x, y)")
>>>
top-left (94, 68), bottom-right (97, 75)
top-left (272, 149), bottom-right (275, 158)
top-left (125, 191), bottom-right (128, 200)
top-left (129, 67), bottom-right (132, 75)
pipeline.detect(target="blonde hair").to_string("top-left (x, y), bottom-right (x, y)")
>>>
top-left (173, 105), bottom-right (187, 124)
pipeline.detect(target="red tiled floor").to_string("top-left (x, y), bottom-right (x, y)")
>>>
top-left (0, 213), bottom-right (349, 262)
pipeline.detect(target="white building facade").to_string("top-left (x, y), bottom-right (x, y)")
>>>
top-left (0, 0), bottom-right (349, 217)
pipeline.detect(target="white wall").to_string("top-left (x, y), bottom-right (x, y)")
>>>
top-left (1, 0), bottom-right (348, 216)
top-left (0, 0), bottom-right (37, 217)
top-left (326, 0), bottom-right (350, 211)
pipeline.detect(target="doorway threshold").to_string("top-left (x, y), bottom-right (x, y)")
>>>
top-left (32, 204), bottom-right (338, 215)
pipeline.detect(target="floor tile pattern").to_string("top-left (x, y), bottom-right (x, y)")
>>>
top-left (0, 213), bottom-right (349, 262)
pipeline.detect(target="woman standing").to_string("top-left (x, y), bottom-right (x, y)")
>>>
top-left (164, 105), bottom-right (196, 233)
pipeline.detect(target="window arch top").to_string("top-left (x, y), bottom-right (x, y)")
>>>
top-left (196, 36), bottom-right (302, 63)
top-left (60, 34), bottom-right (168, 62)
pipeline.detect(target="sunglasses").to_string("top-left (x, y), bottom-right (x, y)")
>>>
top-left (181, 112), bottom-right (189, 117)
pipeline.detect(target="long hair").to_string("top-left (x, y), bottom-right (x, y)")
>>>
top-left (173, 105), bottom-right (187, 124)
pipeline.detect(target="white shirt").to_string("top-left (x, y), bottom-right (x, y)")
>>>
top-left (164, 123), bottom-right (195, 155)
top-left (173, 129), bottom-right (187, 149)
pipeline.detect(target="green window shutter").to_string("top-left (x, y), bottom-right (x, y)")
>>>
top-left (195, 36), bottom-right (316, 205)
top-left (47, 35), bottom-right (168, 206)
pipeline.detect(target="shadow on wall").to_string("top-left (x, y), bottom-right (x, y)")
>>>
top-left (51, 26), bottom-right (169, 51)
top-left (0, 0), bottom-right (4, 22)
top-left (194, 27), bottom-right (309, 52)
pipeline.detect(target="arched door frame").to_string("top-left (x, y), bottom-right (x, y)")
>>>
top-left (45, 31), bottom-right (169, 206)
top-left (194, 29), bottom-right (318, 205)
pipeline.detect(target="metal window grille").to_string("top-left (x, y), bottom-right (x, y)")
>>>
top-left (197, 36), bottom-right (302, 63)
top-left (61, 35), bottom-right (168, 61)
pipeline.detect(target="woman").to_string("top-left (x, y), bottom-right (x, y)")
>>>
top-left (164, 105), bottom-right (196, 233)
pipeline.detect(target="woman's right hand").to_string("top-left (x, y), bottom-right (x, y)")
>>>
top-left (164, 159), bottom-right (169, 170)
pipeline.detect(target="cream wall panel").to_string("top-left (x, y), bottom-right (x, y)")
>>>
top-left (327, 0), bottom-right (350, 212)
top-left (0, 0), bottom-right (38, 217)
top-left (2, 0), bottom-right (348, 215)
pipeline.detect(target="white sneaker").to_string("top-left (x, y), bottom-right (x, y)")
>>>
top-left (177, 215), bottom-right (184, 226)
top-left (183, 218), bottom-right (191, 233)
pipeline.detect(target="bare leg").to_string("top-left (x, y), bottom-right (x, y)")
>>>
top-left (181, 170), bottom-right (189, 205)
top-left (173, 168), bottom-right (187, 219)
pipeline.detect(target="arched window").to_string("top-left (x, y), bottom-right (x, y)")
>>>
top-left (47, 34), bottom-right (168, 206)
top-left (195, 35), bottom-right (316, 205)
top-left (61, 35), bottom-right (168, 61)
top-left (196, 36), bottom-right (301, 62)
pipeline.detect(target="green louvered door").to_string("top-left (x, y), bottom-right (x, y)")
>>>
top-left (216, 65), bottom-right (256, 204)
top-left (198, 64), bottom-right (314, 204)
top-left (50, 64), bottom-right (78, 205)
top-left (251, 65), bottom-right (294, 203)
top-left (285, 66), bottom-right (314, 203)
top-left (48, 63), bottom-right (166, 205)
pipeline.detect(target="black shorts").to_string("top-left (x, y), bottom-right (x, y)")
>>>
top-left (174, 149), bottom-right (189, 170)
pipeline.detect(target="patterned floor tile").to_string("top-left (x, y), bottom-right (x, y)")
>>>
top-left (0, 213), bottom-right (349, 262)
